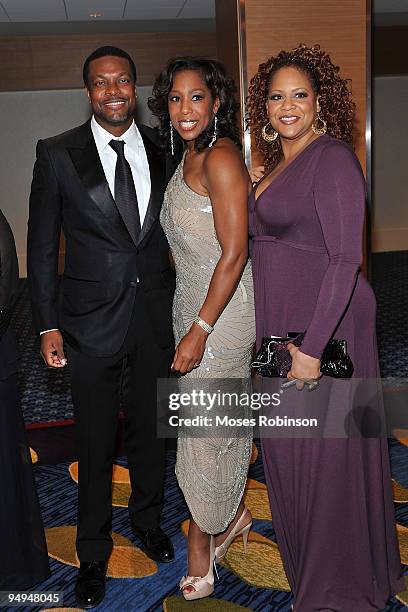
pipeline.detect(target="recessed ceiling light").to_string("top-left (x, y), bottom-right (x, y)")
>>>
top-left (89, 11), bottom-right (102, 18)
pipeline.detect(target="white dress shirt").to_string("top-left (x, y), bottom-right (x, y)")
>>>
top-left (91, 115), bottom-right (151, 225)
top-left (40, 117), bottom-right (151, 336)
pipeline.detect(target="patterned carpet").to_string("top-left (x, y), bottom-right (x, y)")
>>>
top-left (372, 251), bottom-right (408, 384)
top-left (9, 251), bottom-right (408, 610)
top-left (11, 279), bottom-right (73, 425)
top-left (16, 441), bottom-right (408, 611)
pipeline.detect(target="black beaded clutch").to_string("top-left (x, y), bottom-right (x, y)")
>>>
top-left (251, 332), bottom-right (354, 379)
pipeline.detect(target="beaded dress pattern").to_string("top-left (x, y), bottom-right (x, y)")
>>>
top-left (160, 155), bottom-right (255, 533)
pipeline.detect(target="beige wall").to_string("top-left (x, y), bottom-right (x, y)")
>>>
top-left (372, 75), bottom-right (408, 252)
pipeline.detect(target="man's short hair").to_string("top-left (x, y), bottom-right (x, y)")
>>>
top-left (83, 46), bottom-right (137, 87)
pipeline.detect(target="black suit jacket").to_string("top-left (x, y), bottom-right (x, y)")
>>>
top-left (0, 209), bottom-right (19, 379)
top-left (27, 119), bottom-right (175, 357)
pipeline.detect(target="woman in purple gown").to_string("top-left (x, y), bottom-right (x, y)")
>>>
top-left (247, 44), bottom-right (403, 611)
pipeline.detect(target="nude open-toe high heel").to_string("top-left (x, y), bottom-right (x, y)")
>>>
top-left (179, 535), bottom-right (218, 601)
top-left (214, 507), bottom-right (252, 562)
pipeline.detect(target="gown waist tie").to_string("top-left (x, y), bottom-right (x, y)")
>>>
top-left (251, 235), bottom-right (327, 255)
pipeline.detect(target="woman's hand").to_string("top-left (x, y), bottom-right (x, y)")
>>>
top-left (287, 343), bottom-right (321, 390)
top-left (249, 165), bottom-right (265, 184)
top-left (171, 325), bottom-right (208, 374)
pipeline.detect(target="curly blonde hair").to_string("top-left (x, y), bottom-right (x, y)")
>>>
top-left (246, 44), bottom-right (356, 171)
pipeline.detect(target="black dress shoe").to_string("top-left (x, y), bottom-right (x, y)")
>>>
top-left (131, 525), bottom-right (174, 563)
top-left (75, 561), bottom-right (106, 609)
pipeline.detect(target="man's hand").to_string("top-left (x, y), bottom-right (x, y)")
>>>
top-left (249, 165), bottom-right (265, 184)
top-left (40, 330), bottom-right (67, 368)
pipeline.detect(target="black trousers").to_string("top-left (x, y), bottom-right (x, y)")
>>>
top-left (67, 291), bottom-right (173, 562)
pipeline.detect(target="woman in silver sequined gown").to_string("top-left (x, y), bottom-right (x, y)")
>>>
top-left (162, 154), bottom-right (255, 530)
top-left (149, 58), bottom-right (255, 596)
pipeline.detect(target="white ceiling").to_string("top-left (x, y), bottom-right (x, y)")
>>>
top-left (0, 0), bottom-right (215, 22)
top-left (373, 0), bottom-right (408, 12)
top-left (373, 0), bottom-right (408, 24)
top-left (0, 0), bottom-right (405, 26)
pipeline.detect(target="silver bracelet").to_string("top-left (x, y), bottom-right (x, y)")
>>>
top-left (194, 316), bottom-right (214, 334)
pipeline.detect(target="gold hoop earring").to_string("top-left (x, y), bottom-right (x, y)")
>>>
top-left (312, 113), bottom-right (327, 135)
top-left (262, 122), bottom-right (279, 143)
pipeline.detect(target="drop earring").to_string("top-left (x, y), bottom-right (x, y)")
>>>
top-left (262, 122), bottom-right (278, 142)
top-left (170, 121), bottom-right (175, 156)
top-left (312, 112), bottom-right (327, 135)
top-left (208, 115), bottom-right (218, 148)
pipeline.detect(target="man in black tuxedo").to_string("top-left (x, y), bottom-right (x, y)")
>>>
top-left (27, 46), bottom-right (175, 608)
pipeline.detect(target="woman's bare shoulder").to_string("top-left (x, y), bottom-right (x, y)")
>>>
top-left (203, 138), bottom-right (245, 175)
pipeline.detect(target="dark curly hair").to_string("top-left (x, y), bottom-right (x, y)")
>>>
top-left (247, 44), bottom-right (356, 171)
top-left (148, 57), bottom-right (241, 156)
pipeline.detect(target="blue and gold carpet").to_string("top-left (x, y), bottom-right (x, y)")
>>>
top-left (372, 251), bottom-right (408, 383)
top-left (11, 279), bottom-right (73, 426)
top-left (17, 441), bottom-right (408, 611)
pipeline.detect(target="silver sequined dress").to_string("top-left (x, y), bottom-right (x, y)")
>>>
top-left (160, 155), bottom-right (256, 533)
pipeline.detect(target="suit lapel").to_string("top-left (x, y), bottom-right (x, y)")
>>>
top-left (137, 127), bottom-right (165, 248)
top-left (67, 121), bottom-right (165, 248)
top-left (67, 121), bottom-right (132, 243)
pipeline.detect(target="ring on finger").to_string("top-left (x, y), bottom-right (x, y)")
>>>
top-left (306, 379), bottom-right (319, 391)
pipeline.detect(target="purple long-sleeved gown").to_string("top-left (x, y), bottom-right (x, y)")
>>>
top-left (249, 135), bottom-right (403, 611)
